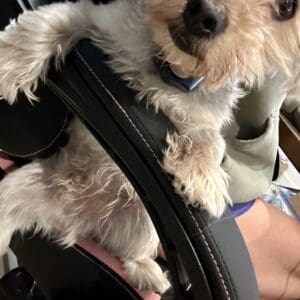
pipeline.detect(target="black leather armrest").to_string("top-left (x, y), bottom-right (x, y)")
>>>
top-left (45, 40), bottom-right (259, 300)
top-left (0, 0), bottom-right (71, 160)
top-left (10, 232), bottom-right (141, 300)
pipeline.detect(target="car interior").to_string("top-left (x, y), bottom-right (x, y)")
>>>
top-left (2, 0), bottom-right (295, 299)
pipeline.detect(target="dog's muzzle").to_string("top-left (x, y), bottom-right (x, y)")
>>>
top-left (183, 0), bottom-right (228, 38)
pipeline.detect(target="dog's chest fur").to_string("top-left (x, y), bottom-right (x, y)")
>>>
top-left (32, 0), bottom-right (245, 229)
top-left (42, 0), bottom-right (244, 223)
top-left (83, 0), bottom-right (242, 133)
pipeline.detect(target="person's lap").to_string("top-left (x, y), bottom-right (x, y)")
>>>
top-left (236, 199), bottom-right (300, 299)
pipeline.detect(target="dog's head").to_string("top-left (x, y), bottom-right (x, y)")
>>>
top-left (146, 0), bottom-right (300, 89)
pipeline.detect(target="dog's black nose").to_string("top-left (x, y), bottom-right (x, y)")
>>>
top-left (183, 0), bottom-right (227, 38)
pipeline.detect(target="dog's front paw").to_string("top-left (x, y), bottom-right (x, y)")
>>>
top-left (0, 2), bottom-right (87, 104)
top-left (0, 34), bottom-right (45, 104)
top-left (164, 132), bottom-right (231, 218)
top-left (173, 164), bottom-right (230, 217)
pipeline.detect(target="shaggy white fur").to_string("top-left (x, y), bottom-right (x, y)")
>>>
top-left (0, 0), bottom-right (298, 293)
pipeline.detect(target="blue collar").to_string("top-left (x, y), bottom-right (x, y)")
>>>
top-left (154, 57), bottom-right (204, 92)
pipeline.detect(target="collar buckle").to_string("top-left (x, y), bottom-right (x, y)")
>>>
top-left (154, 58), bottom-right (204, 92)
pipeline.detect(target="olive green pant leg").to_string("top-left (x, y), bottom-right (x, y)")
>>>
top-left (223, 75), bottom-right (286, 203)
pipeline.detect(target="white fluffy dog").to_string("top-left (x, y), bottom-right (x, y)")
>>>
top-left (0, 0), bottom-right (300, 293)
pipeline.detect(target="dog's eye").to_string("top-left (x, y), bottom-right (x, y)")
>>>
top-left (274, 0), bottom-right (298, 21)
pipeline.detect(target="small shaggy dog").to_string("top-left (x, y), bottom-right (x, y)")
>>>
top-left (0, 0), bottom-right (299, 293)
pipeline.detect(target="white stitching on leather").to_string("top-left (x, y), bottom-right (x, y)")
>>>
top-left (204, 215), bottom-right (234, 229)
top-left (74, 48), bottom-right (160, 163)
top-left (187, 209), bottom-right (231, 300)
top-left (0, 109), bottom-right (69, 158)
top-left (75, 45), bottom-right (232, 299)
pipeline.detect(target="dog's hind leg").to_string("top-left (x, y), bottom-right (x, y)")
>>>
top-left (100, 204), bottom-right (170, 294)
top-left (0, 222), bottom-right (15, 256)
top-left (0, 162), bottom-right (51, 255)
top-left (119, 209), bottom-right (170, 294)
top-left (0, 2), bottom-right (90, 104)
top-left (96, 171), bottom-right (170, 294)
